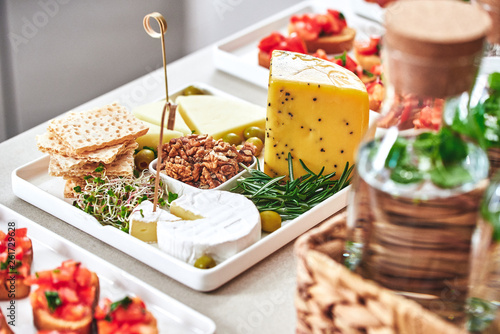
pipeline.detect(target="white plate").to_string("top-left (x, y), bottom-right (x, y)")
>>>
top-left (11, 83), bottom-right (350, 291)
top-left (12, 155), bottom-right (349, 291)
top-left (0, 204), bottom-right (216, 333)
top-left (213, 0), bottom-right (385, 88)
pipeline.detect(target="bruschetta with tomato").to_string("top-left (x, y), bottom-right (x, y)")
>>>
top-left (25, 260), bottom-right (99, 334)
top-left (94, 296), bottom-right (158, 334)
top-left (0, 227), bottom-right (33, 300)
top-left (257, 31), bottom-right (307, 69)
top-left (288, 9), bottom-right (356, 55)
top-left (354, 35), bottom-right (382, 72)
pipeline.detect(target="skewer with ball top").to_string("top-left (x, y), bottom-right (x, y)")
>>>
top-left (143, 12), bottom-right (176, 211)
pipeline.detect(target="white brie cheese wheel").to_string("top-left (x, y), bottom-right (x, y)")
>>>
top-left (129, 200), bottom-right (180, 243)
top-left (157, 190), bottom-right (261, 264)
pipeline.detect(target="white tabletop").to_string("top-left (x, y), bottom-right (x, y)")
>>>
top-left (0, 45), bottom-right (301, 333)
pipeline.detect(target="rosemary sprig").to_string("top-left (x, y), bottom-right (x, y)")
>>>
top-left (232, 153), bottom-right (354, 221)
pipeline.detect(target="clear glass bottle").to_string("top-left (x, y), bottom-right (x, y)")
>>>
top-left (466, 175), bottom-right (500, 333)
top-left (344, 0), bottom-right (492, 326)
top-left (446, 0), bottom-right (500, 177)
top-left (473, 0), bottom-right (500, 57)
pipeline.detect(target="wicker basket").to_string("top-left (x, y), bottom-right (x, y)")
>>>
top-left (294, 210), bottom-right (467, 334)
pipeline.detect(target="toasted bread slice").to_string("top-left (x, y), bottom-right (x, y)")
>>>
top-left (297, 27), bottom-right (356, 55)
top-left (32, 272), bottom-right (99, 334)
top-left (0, 309), bottom-right (13, 334)
top-left (354, 49), bottom-right (381, 72)
top-left (96, 311), bottom-right (158, 334)
top-left (0, 277), bottom-right (31, 300)
top-left (258, 50), bottom-right (271, 69)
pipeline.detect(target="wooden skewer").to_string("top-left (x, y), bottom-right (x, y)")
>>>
top-left (143, 12), bottom-right (177, 212)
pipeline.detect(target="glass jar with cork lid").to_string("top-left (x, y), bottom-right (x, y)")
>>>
top-left (344, 0), bottom-right (492, 326)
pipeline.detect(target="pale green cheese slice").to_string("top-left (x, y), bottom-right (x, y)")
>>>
top-left (132, 100), bottom-right (191, 135)
top-left (136, 120), bottom-right (184, 150)
top-left (175, 95), bottom-right (266, 140)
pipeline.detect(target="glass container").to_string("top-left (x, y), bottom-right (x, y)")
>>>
top-left (344, 0), bottom-right (492, 326)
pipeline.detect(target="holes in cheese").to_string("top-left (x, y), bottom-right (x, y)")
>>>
top-left (264, 50), bottom-right (370, 180)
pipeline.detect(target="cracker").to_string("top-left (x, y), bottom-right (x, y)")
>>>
top-left (49, 148), bottom-right (135, 178)
top-left (63, 178), bottom-right (86, 198)
top-left (36, 132), bottom-right (134, 164)
top-left (46, 141), bottom-right (138, 170)
top-left (47, 102), bottom-right (148, 154)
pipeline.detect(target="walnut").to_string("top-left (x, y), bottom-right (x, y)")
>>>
top-left (158, 134), bottom-right (255, 189)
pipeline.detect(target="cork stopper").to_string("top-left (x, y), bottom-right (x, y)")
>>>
top-left (474, 0), bottom-right (500, 44)
top-left (384, 0), bottom-right (492, 98)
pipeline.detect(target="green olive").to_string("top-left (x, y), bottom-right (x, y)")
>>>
top-left (222, 132), bottom-right (242, 146)
top-left (134, 148), bottom-right (156, 171)
top-left (260, 211), bottom-right (282, 233)
top-left (194, 255), bottom-right (216, 269)
top-left (235, 144), bottom-right (244, 150)
top-left (182, 85), bottom-right (205, 96)
top-left (243, 126), bottom-right (265, 142)
top-left (245, 137), bottom-right (264, 156)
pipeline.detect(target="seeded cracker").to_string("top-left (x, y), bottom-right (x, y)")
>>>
top-left (47, 102), bottom-right (148, 154)
top-left (48, 141), bottom-right (138, 171)
top-left (36, 132), bottom-right (130, 164)
top-left (49, 148), bottom-right (135, 178)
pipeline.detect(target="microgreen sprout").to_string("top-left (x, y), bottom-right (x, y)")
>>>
top-left (72, 165), bottom-right (164, 232)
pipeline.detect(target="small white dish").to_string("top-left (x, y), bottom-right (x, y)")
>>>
top-left (149, 156), bottom-right (257, 195)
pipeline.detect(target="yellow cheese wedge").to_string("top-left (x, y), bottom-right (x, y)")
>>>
top-left (136, 120), bottom-right (184, 150)
top-left (175, 95), bottom-right (266, 140)
top-left (264, 50), bottom-right (369, 180)
top-left (132, 100), bottom-right (192, 135)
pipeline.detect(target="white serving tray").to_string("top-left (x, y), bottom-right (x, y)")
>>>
top-left (0, 203), bottom-right (216, 333)
top-left (213, 0), bottom-right (385, 88)
top-left (12, 155), bottom-right (349, 291)
top-left (350, 0), bottom-right (385, 24)
top-left (12, 82), bottom-right (350, 291)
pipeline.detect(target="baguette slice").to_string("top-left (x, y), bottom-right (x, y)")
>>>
top-left (354, 48), bottom-right (381, 72)
top-left (0, 309), bottom-right (13, 334)
top-left (258, 50), bottom-right (271, 69)
top-left (289, 25), bottom-right (356, 55)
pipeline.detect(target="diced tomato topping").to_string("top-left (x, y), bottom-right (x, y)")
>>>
top-left (355, 35), bottom-right (382, 56)
top-left (258, 31), bottom-right (307, 59)
top-left (15, 228), bottom-right (28, 238)
top-left (312, 50), bottom-right (364, 77)
top-left (289, 9), bottom-right (347, 41)
top-left (95, 296), bottom-right (153, 333)
top-left (58, 287), bottom-right (79, 304)
top-left (258, 32), bottom-right (285, 53)
top-left (59, 303), bottom-right (89, 321)
top-left (38, 331), bottom-right (80, 334)
top-left (14, 246), bottom-right (24, 261)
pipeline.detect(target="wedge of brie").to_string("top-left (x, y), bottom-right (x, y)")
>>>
top-left (129, 200), bottom-right (180, 243)
top-left (157, 190), bottom-right (261, 264)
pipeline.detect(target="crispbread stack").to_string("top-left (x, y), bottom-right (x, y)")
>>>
top-left (36, 102), bottom-right (148, 198)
